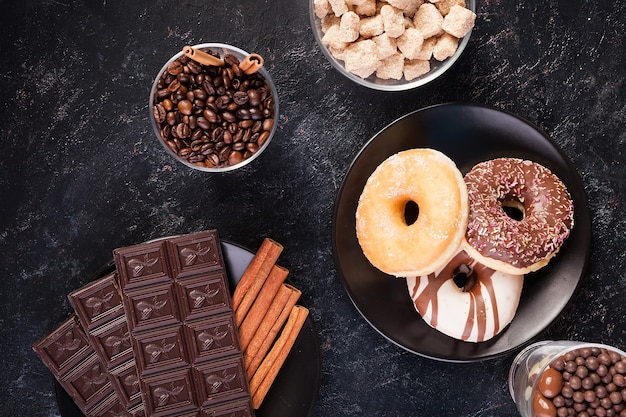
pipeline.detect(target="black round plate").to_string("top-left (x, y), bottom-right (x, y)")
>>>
top-left (332, 103), bottom-right (591, 362)
top-left (55, 241), bottom-right (321, 416)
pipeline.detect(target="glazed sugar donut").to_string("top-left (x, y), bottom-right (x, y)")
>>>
top-left (463, 158), bottom-right (574, 275)
top-left (355, 148), bottom-right (468, 277)
top-left (406, 248), bottom-right (524, 342)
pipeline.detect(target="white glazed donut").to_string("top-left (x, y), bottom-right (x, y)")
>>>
top-left (406, 248), bottom-right (524, 342)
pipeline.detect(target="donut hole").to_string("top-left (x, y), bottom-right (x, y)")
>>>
top-left (453, 264), bottom-right (476, 292)
top-left (502, 199), bottom-right (525, 221)
top-left (403, 200), bottom-right (419, 226)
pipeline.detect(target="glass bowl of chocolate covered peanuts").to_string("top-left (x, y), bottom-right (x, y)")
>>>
top-left (509, 341), bottom-right (626, 417)
top-left (149, 43), bottom-right (279, 172)
top-left (309, 0), bottom-right (476, 91)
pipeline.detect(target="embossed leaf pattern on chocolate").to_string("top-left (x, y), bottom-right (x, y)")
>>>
top-left (180, 243), bottom-right (211, 266)
top-left (104, 330), bottom-right (131, 355)
top-left (189, 285), bottom-right (220, 309)
top-left (145, 339), bottom-right (176, 363)
top-left (128, 253), bottom-right (159, 277)
top-left (198, 327), bottom-right (229, 351)
top-left (80, 364), bottom-right (108, 393)
top-left (206, 370), bottom-right (237, 394)
top-left (123, 373), bottom-right (140, 395)
top-left (154, 383), bottom-right (185, 406)
top-left (53, 330), bottom-right (83, 359)
top-left (136, 296), bottom-right (167, 320)
top-left (84, 291), bottom-right (115, 315)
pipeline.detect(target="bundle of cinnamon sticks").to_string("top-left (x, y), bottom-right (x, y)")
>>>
top-left (232, 238), bottom-right (309, 409)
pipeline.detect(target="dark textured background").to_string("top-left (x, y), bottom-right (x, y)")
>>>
top-left (1, 0), bottom-right (625, 416)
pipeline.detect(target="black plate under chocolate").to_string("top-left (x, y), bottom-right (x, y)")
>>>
top-left (55, 241), bottom-right (321, 416)
top-left (332, 103), bottom-right (591, 362)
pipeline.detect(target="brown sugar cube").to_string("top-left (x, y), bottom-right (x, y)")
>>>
top-left (413, 3), bottom-right (444, 38)
top-left (435, 0), bottom-right (466, 15)
top-left (373, 33), bottom-right (398, 60)
top-left (403, 0), bottom-right (426, 18)
top-left (360, 14), bottom-right (384, 38)
top-left (328, 0), bottom-right (349, 16)
top-left (397, 27), bottom-right (425, 59)
top-left (404, 59), bottom-right (431, 80)
top-left (340, 11), bottom-right (361, 42)
top-left (314, 0), bottom-right (331, 18)
top-left (376, 52), bottom-right (405, 80)
top-left (344, 39), bottom-right (379, 78)
top-left (432, 32), bottom-right (459, 61)
top-left (321, 14), bottom-right (341, 32)
top-left (415, 36), bottom-right (437, 60)
top-left (346, 0), bottom-right (368, 5)
top-left (355, 0), bottom-right (377, 16)
top-left (381, 5), bottom-right (406, 38)
top-left (329, 45), bottom-right (347, 61)
top-left (442, 4), bottom-right (476, 38)
top-left (322, 24), bottom-right (350, 50)
top-left (387, 0), bottom-right (424, 17)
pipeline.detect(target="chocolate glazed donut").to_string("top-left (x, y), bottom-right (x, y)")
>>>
top-left (462, 158), bottom-right (574, 276)
top-left (406, 249), bottom-right (524, 343)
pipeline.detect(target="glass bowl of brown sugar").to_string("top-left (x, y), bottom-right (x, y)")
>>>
top-left (149, 43), bottom-right (279, 172)
top-left (309, 0), bottom-right (477, 91)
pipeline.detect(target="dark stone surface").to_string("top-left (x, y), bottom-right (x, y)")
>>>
top-left (1, 0), bottom-right (625, 416)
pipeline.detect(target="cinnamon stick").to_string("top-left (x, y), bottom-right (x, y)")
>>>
top-left (232, 238), bottom-right (283, 315)
top-left (244, 284), bottom-right (301, 379)
top-left (237, 264), bottom-right (289, 351)
top-left (249, 305), bottom-right (309, 409)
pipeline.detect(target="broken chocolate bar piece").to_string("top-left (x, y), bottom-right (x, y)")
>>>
top-left (68, 272), bottom-right (125, 331)
top-left (32, 315), bottom-right (123, 416)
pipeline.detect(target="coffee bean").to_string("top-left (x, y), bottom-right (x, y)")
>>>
top-left (233, 91), bottom-right (249, 105)
top-left (167, 60), bottom-right (183, 75)
top-left (153, 104), bottom-right (166, 123)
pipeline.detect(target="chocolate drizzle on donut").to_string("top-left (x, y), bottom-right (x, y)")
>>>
top-left (410, 250), bottom-right (501, 342)
top-left (464, 158), bottom-right (574, 272)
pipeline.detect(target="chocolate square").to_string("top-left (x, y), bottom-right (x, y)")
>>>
top-left (68, 272), bottom-right (124, 331)
top-left (32, 315), bottom-right (93, 378)
top-left (114, 241), bottom-right (170, 291)
top-left (123, 282), bottom-right (180, 333)
top-left (89, 314), bottom-right (133, 370)
top-left (184, 314), bottom-right (240, 365)
top-left (175, 272), bottom-right (231, 322)
top-left (133, 325), bottom-right (189, 376)
top-left (192, 356), bottom-right (249, 409)
top-left (167, 231), bottom-right (223, 279)
top-left (109, 358), bottom-right (142, 408)
top-left (140, 367), bottom-right (198, 417)
top-left (62, 353), bottom-right (114, 413)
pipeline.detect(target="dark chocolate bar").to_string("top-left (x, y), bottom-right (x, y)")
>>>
top-left (113, 230), bottom-right (254, 416)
